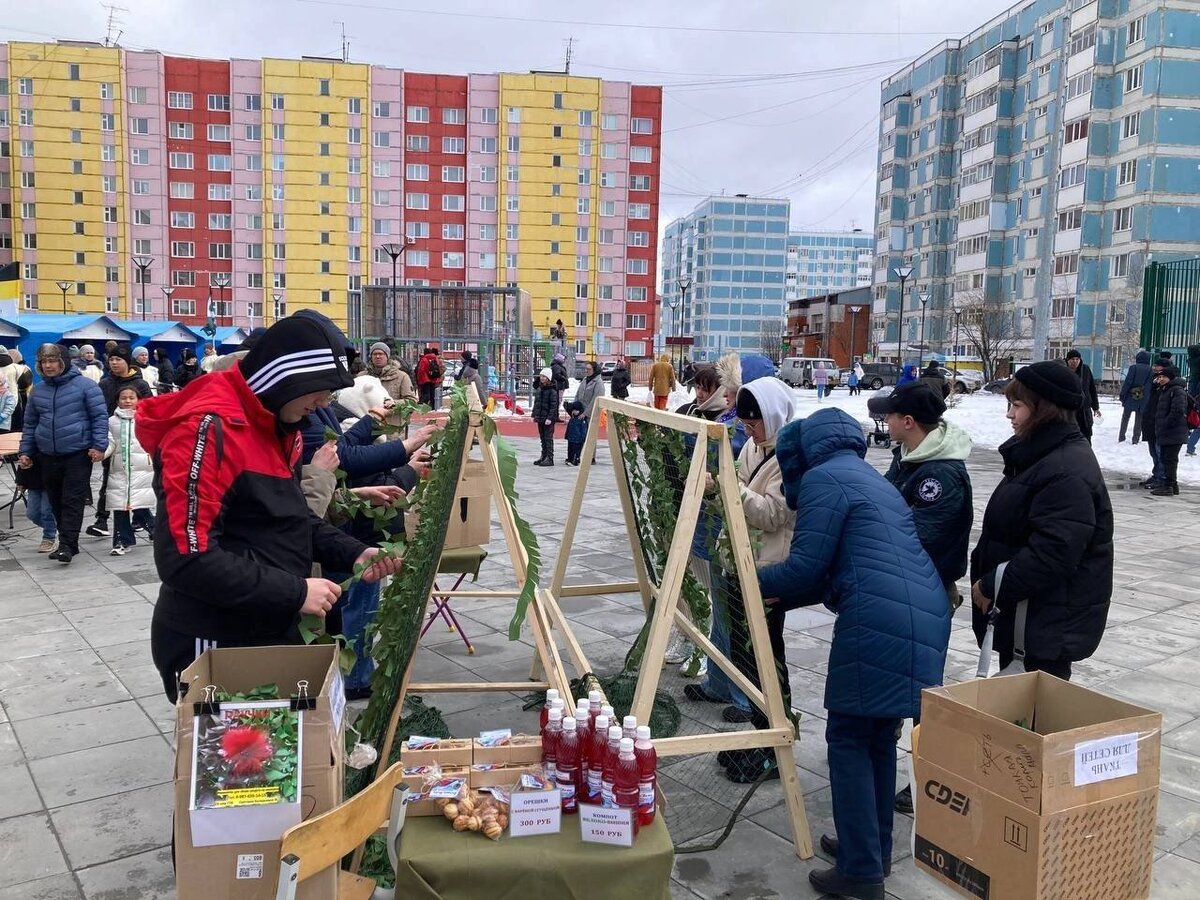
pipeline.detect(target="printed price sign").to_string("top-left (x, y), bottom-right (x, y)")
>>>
top-left (579, 804), bottom-right (635, 847)
top-left (509, 789), bottom-right (561, 837)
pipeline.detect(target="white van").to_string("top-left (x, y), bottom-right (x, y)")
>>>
top-left (779, 357), bottom-right (842, 389)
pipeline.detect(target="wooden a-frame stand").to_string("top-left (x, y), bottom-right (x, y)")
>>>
top-left (536, 396), bottom-right (813, 859)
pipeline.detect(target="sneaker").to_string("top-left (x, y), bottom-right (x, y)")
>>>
top-left (894, 784), bottom-right (914, 814)
top-left (86, 523), bottom-right (110, 537)
top-left (37, 539), bottom-right (57, 553)
top-left (109, 546), bottom-right (127, 556)
top-left (722, 705), bottom-right (754, 724)
top-left (49, 546), bottom-right (74, 565)
top-left (663, 629), bottom-right (688, 665)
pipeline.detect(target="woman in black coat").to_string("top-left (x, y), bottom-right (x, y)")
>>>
top-left (154, 349), bottom-right (176, 393)
top-left (1151, 364), bottom-right (1189, 496)
top-left (1065, 349), bottom-right (1100, 442)
top-left (970, 361), bottom-right (1114, 681)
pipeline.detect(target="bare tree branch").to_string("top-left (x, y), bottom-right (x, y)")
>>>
top-left (954, 290), bottom-right (1026, 382)
top-left (757, 318), bottom-right (787, 365)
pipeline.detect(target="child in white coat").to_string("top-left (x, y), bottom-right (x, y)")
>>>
top-left (105, 387), bottom-right (156, 555)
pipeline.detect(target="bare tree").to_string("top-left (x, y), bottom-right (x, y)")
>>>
top-left (757, 317), bottom-right (787, 365)
top-left (955, 290), bottom-right (1026, 382)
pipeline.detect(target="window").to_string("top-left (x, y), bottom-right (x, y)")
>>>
top-left (406, 163), bottom-right (429, 181)
top-left (169, 152), bottom-right (194, 169)
top-left (1128, 15), bottom-right (1145, 46)
top-left (1069, 24), bottom-right (1097, 56)
top-left (128, 85), bottom-right (149, 105)
top-left (245, 153), bottom-right (262, 171)
top-left (318, 172), bottom-right (330, 186)
top-left (628, 259), bottom-right (649, 275)
top-left (507, 106), bottom-right (521, 123)
top-left (578, 168), bottom-right (591, 185)
top-left (405, 221), bottom-right (430, 240)
top-left (207, 94), bottom-right (230, 111)
top-left (630, 146), bottom-right (652, 163)
top-left (631, 175), bottom-right (651, 191)
top-left (1065, 71), bottom-right (1093, 100)
top-left (1111, 253), bottom-right (1130, 278)
top-left (963, 86), bottom-right (999, 116)
top-left (317, 142), bottom-right (331, 157)
top-left (373, 219), bottom-right (391, 235)
top-left (130, 148), bottom-right (150, 167)
top-left (628, 231), bottom-right (649, 247)
top-left (210, 243), bottom-right (232, 259)
top-left (442, 165), bottom-right (465, 183)
top-left (407, 105), bottom-right (429, 123)
top-left (246, 184), bottom-right (263, 201)
top-left (600, 172), bottom-right (617, 188)
top-left (406, 192), bottom-right (429, 209)
top-left (506, 195), bottom-right (519, 212)
top-left (209, 213), bottom-right (232, 230)
top-left (208, 154), bottom-right (232, 171)
top-left (628, 203), bottom-right (650, 220)
top-left (245, 214), bottom-right (263, 230)
top-left (505, 224), bottom-right (519, 241)
top-left (631, 117), bottom-right (652, 134)
top-left (479, 195), bottom-right (497, 212)
top-left (1118, 159), bottom-right (1138, 186)
top-left (373, 160), bottom-right (392, 178)
top-left (344, 97), bottom-right (360, 115)
top-left (171, 211), bottom-right (195, 228)
top-left (169, 181), bottom-right (194, 200)
top-left (442, 223), bottom-right (465, 240)
top-left (1064, 118), bottom-right (1089, 144)
top-left (479, 224), bottom-right (496, 241)
top-left (272, 274), bottom-right (287, 289)
top-left (1053, 253), bottom-right (1079, 276)
top-left (169, 121), bottom-right (193, 139)
top-left (171, 241), bottom-right (195, 258)
top-left (579, 110), bottom-right (593, 127)
top-left (245, 93), bottom-right (261, 111)
top-left (957, 235), bottom-right (988, 256)
top-left (17, 108), bottom-right (34, 127)
top-left (132, 179), bottom-right (150, 195)
top-left (1122, 112), bottom-right (1141, 140)
top-left (1051, 296), bottom-right (1076, 319)
top-left (600, 200), bottom-right (617, 217)
top-left (479, 165), bottom-right (497, 183)
top-left (266, 93), bottom-right (285, 112)
top-left (602, 113), bottom-right (618, 131)
top-left (961, 160), bottom-right (994, 187)
top-left (272, 185), bottom-right (285, 201)
top-left (443, 252), bottom-right (465, 268)
top-left (626, 315), bottom-right (647, 330)
top-left (506, 165), bottom-right (519, 182)
top-left (443, 137), bottom-right (466, 154)
top-left (318, 79), bottom-right (330, 96)
top-left (407, 249), bottom-right (429, 266)
top-left (208, 124), bottom-right (231, 142)
top-left (507, 136), bottom-right (520, 152)
top-left (1058, 163), bottom-right (1086, 188)
top-left (345, 127), bottom-right (361, 145)
top-left (100, 113), bottom-right (115, 131)
top-left (442, 108), bottom-right (465, 124)
top-left (1113, 206), bottom-right (1133, 231)
top-left (271, 153), bottom-right (285, 171)
top-left (1057, 207), bottom-right (1083, 231)
top-left (442, 195), bottom-right (465, 212)
top-left (1124, 65), bottom-right (1143, 94)
top-left (244, 123), bottom-right (262, 141)
top-left (373, 131), bottom-right (391, 148)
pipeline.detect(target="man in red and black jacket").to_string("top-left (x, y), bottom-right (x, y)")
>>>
top-left (138, 314), bottom-right (401, 702)
top-left (415, 347), bottom-right (441, 407)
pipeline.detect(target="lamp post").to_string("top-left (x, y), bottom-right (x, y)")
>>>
top-left (273, 292), bottom-right (284, 324)
top-left (132, 256), bottom-right (153, 321)
top-left (848, 305), bottom-right (862, 368)
top-left (892, 265), bottom-right (913, 366)
top-left (918, 290), bottom-right (930, 364)
top-left (211, 273), bottom-right (231, 325)
top-left (160, 286), bottom-right (175, 319)
top-left (676, 277), bottom-right (691, 374)
top-left (56, 280), bottom-right (72, 314)
top-left (379, 242), bottom-right (403, 337)
top-left (952, 304), bottom-right (963, 385)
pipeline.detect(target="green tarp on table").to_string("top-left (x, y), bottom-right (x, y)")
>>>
top-left (394, 812), bottom-right (674, 899)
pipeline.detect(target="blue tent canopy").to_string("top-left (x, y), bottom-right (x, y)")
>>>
top-left (6, 314), bottom-right (136, 368)
top-left (119, 320), bottom-right (204, 347)
top-left (209, 326), bottom-right (248, 351)
top-left (0, 316), bottom-right (27, 344)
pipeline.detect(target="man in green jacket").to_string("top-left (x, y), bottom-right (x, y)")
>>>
top-left (869, 381), bottom-right (974, 814)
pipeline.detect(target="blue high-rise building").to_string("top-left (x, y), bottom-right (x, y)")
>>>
top-left (873, 0), bottom-right (1200, 378)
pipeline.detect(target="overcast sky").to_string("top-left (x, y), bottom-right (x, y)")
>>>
top-left (6, 0), bottom-right (1016, 232)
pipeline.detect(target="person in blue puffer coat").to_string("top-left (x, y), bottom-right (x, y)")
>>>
top-left (17, 344), bottom-right (109, 564)
top-left (757, 407), bottom-right (950, 900)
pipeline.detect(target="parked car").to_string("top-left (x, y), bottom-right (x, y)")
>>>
top-left (600, 360), bottom-right (618, 379)
top-left (859, 362), bottom-right (902, 390)
top-left (984, 376), bottom-right (1012, 394)
top-left (779, 357), bottom-right (842, 389)
top-left (938, 366), bottom-right (984, 394)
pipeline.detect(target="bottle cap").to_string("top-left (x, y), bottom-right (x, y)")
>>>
top-left (636, 725), bottom-right (651, 740)
top-left (601, 704), bottom-right (615, 718)
top-left (576, 697), bottom-right (589, 710)
top-left (563, 716), bottom-right (576, 731)
top-left (550, 698), bottom-right (565, 710)
top-left (620, 737), bottom-right (634, 753)
top-left (546, 689), bottom-right (560, 703)
top-left (589, 690), bottom-right (603, 703)
top-left (576, 702), bottom-right (590, 716)
top-left (594, 715), bottom-right (609, 732)
top-left (608, 725), bottom-right (622, 740)
top-left (623, 715), bottom-right (637, 731)
top-left (549, 708), bottom-right (563, 723)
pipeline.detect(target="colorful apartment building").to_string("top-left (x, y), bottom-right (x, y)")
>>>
top-left (0, 41), bottom-right (662, 355)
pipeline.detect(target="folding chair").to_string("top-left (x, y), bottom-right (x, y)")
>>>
top-left (275, 761), bottom-right (409, 900)
top-left (421, 545), bottom-right (488, 654)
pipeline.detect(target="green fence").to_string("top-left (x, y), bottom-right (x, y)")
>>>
top-left (1141, 258), bottom-right (1200, 379)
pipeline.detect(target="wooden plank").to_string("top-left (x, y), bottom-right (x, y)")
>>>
top-left (670, 608), bottom-right (766, 712)
top-left (556, 581), bottom-right (642, 597)
top-left (603, 402), bottom-right (655, 614)
top-left (653, 728), bottom-right (793, 757)
top-left (537, 586), bottom-right (594, 679)
top-left (409, 681), bottom-right (549, 693)
top-left (775, 743), bottom-right (814, 858)
top-left (598, 396), bottom-right (710, 435)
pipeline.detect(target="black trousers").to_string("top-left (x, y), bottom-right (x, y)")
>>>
top-left (1160, 442), bottom-right (1182, 485)
top-left (1119, 408), bottom-right (1143, 443)
top-left (998, 653), bottom-right (1073, 681)
top-left (150, 617), bottom-right (302, 703)
top-left (40, 451), bottom-right (93, 554)
top-left (418, 383), bottom-right (435, 407)
top-left (94, 456), bottom-right (111, 522)
top-left (537, 421), bottom-right (555, 461)
top-left (720, 569), bottom-right (791, 730)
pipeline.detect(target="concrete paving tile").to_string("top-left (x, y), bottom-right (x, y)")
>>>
top-left (0, 611), bottom-right (75, 640)
top-left (50, 783), bottom-right (173, 870)
top-left (1160, 748), bottom-right (1200, 804)
top-left (1151, 852), bottom-right (1200, 898)
top-left (0, 650), bottom-right (131, 722)
top-left (0, 760), bottom-right (43, 821)
top-left (12, 701), bottom-right (159, 761)
top-left (61, 602), bottom-right (152, 650)
top-left (75, 845), bottom-right (174, 900)
top-left (0, 873), bottom-right (83, 900)
top-left (1163, 716), bottom-right (1200, 752)
top-left (0, 588), bottom-right (58, 620)
top-left (28, 735), bottom-right (172, 808)
top-left (1155, 789), bottom-right (1200, 854)
top-left (1175, 835), bottom-right (1200, 865)
top-left (0, 813), bottom-right (69, 889)
top-left (672, 819), bottom-right (824, 899)
top-left (0, 628), bottom-right (92, 663)
top-left (0, 722), bottom-right (20, 766)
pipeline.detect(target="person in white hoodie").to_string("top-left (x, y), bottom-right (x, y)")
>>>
top-left (104, 386), bottom-right (156, 555)
top-left (709, 376), bottom-right (797, 782)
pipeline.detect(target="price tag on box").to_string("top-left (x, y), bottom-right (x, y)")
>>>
top-left (579, 803), bottom-right (635, 847)
top-left (509, 789), bottom-right (562, 837)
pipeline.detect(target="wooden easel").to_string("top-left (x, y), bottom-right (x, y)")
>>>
top-left (537, 396), bottom-right (814, 860)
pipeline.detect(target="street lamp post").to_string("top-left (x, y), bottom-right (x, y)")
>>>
top-left (676, 277), bottom-right (691, 374)
top-left (848, 305), bottom-right (862, 368)
top-left (132, 256), bottom-right (153, 321)
top-left (892, 265), bottom-right (913, 366)
top-left (160, 286), bottom-right (175, 319)
top-left (56, 280), bottom-right (72, 315)
top-left (273, 292), bottom-right (284, 324)
top-left (952, 304), bottom-right (963, 385)
top-left (918, 291), bottom-right (930, 364)
top-left (379, 242), bottom-right (403, 338)
top-left (211, 273), bottom-right (231, 325)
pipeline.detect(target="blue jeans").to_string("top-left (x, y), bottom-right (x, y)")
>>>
top-left (702, 565), bottom-right (751, 712)
top-left (826, 712), bottom-right (902, 883)
top-left (113, 508), bottom-right (155, 549)
top-left (339, 579), bottom-right (381, 691)
top-left (25, 489), bottom-right (56, 541)
top-left (816, 384), bottom-right (826, 400)
top-left (1148, 441), bottom-right (1164, 480)
top-left (1188, 427), bottom-right (1200, 454)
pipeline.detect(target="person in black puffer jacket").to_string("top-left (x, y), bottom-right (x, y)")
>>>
top-left (1065, 349), bottom-right (1100, 442)
top-left (532, 367), bottom-right (558, 466)
top-left (610, 359), bottom-right (631, 400)
top-left (1139, 358), bottom-right (1168, 487)
top-left (970, 362), bottom-right (1113, 681)
top-left (1150, 363), bottom-right (1189, 496)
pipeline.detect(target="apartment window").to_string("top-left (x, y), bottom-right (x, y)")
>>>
top-left (271, 153), bottom-right (285, 171)
top-left (631, 175), bottom-right (652, 191)
top-left (1058, 163), bottom-right (1086, 188)
top-left (407, 105), bottom-right (429, 123)
top-left (626, 315), bottom-right (647, 330)
top-left (442, 252), bottom-right (465, 268)
top-left (168, 181), bottom-right (194, 200)
top-left (957, 235), bottom-right (988, 256)
top-left (272, 274), bottom-right (287, 289)
top-left (628, 287), bottom-right (647, 302)
top-left (506, 196), bottom-right (520, 212)
top-left (407, 250), bottom-right (429, 266)
top-left (1053, 253), bottom-right (1079, 276)
top-left (1057, 207), bottom-right (1083, 231)
top-left (480, 107), bottom-right (498, 124)
top-left (507, 106), bottom-right (521, 123)
top-left (478, 136), bottom-right (498, 155)
top-left (372, 219), bottom-right (390, 236)
top-left (961, 160), bottom-right (994, 187)
top-left (443, 108), bottom-right (466, 124)
top-left (1065, 71), bottom-right (1093, 101)
top-left (208, 243), bottom-right (231, 260)
top-left (242, 123), bottom-right (261, 142)
top-left (373, 131), bottom-right (391, 148)
top-left (442, 195), bottom-right (465, 212)
top-left (1031, 186), bottom-right (1044, 198)
top-left (372, 160), bottom-right (393, 180)
top-left (505, 253), bottom-right (518, 269)
top-left (99, 113), bottom-right (115, 132)
top-left (1032, 146), bottom-right (1046, 159)
top-left (1111, 253), bottom-right (1130, 278)
top-left (1069, 24), bottom-right (1097, 56)
top-left (317, 79), bottom-right (330, 96)
top-left (630, 146), bottom-right (652, 163)
top-left (209, 213), bottom-right (232, 230)
top-left (208, 154), bottom-right (232, 172)
top-left (628, 259), bottom-right (649, 275)
top-left (505, 224), bottom-right (519, 241)
top-left (207, 94), bottom-right (230, 111)
top-left (478, 165), bottom-right (497, 183)
top-left (576, 199), bottom-right (590, 215)
top-left (628, 231), bottom-right (649, 247)
top-left (437, 223), bottom-right (462, 241)
top-left (244, 93), bottom-right (261, 111)
top-left (131, 179), bottom-right (150, 195)
top-left (506, 165), bottom-right (520, 182)
top-left (507, 136), bottom-right (520, 152)
top-left (963, 86), bottom-right (999, 116)
top-left (1122, 112), bottom-right (1141, 140)
top-left (1114, 206), bottom-right (1133, 232)
top-left (246, 185), bottom-right (263, 201)
top-left (406, 192), bottom-right (429, 209)
top-left (628, 203), bottom-right (650, 220)
top-left (1064, 118), bottom-right (1089, 144)
top-left (318, 172), bottom-right (330, 186)
top-left (208, 124), bottom-right (231, 142)
top-left (171, 211), bottom-right (195, 228)
top-left (477, 223), bottom-right (496, 241)
top-left (1123, 64), bottom-right (1145, 94)
top-left (245, 214), bottom-right (263, 230)
top-left (599, 200), bottom-right (617, 217)
top-left (271, 94), bottom-right (285, 110)
top-left (480, 195), bottom-right (497, 212)
top-left (1118, 159), bottom-right (1138, 186)
top-left (343, 97), bottom-right (359, 115)
top-left (442, 165), bottom-right (465, 183)
top-left (245, 153), bottom-right (263, 171)
top-left (169, 121), bottom-right (193, 139)
top-left (246, 243), bottom-right (263, 259)
top-left (1128, 15), bottom-right (1145, 45)
top-left (343, 127), bottom-right (360, 145)
top-left (21, 233), bottom-right (36, 250)
top-left (346, 187), bottom-right (361, 203)
top-left (631, 117), bottom-right (653, 134)
top-left (601, 113), bottom-right (618, 131)
top-left (171, 241), bottom-right (195, 258)
top-left (406, 163), bottom-right (429, 181)
top-left (578, 110), bottom-right (593, 127)
top-left (1051, 296), bottom-right (1076, 320)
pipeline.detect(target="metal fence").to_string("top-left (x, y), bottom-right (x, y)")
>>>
top-left (1141, 259), bottom-right (1200, 380)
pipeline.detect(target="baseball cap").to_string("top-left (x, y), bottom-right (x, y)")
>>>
top-left (866, 381), bottom-right (946, 425)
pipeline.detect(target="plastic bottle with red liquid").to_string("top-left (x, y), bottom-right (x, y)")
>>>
top-left (588, 690), bottom-right (603, 729)
top-left (542, 707), bottom-right (563, 781)
top-left (622, 714), bottom-right (638, 741)
top-left (600, 724), bottom-right (622, 807)
top-left (613, 737), bottom-right (642, 837)
top-left (573, 706), bottom-right (592, 800)
top-left (634, 725), bottom-right (657, 826)
top-left (585, 714), bottom-right (609, 804)
top-left (556, 716), bottom-right (581, 813)
top-left (601, 704), bottom-right (615, 726)
top-left (540, 689), bottom-right (560, 731)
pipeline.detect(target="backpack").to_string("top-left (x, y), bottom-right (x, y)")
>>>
top-left (1188, 392), bottom-right (1200, 429)
top-left (425, 355), bottom-right (443, 382)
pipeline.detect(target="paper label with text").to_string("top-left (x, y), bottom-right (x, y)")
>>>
top-left (579, 804), bottom-right (634, 847)
top-left (1074, 732), bottom-right (1138, 786)
top-left (236, 853), bottom-right (264, 879)
top-left (509, 789), bottom-right (561, 837)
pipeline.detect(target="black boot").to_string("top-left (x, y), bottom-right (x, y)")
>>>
top-left (533, 457), bottom-right (549, 467)
top-left (720, 747), bottom-right (779, 784)
top-left (894, 784), bottom-right (913, 814)
top-left (1151, 482), bottom-right (1179, 496)
top-left (1141, 477), bottom-right (1161, 489)
top-left (819, 834), bottom-right (892, 876)
top-left (808, 866), bottom-right (885, 900)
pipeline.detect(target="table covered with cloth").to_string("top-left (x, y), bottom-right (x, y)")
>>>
top-left (393, 812), bottom-right (674, 899)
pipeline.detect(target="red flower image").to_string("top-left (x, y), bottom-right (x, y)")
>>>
top-left (220, 726), bottom-right (274, 776)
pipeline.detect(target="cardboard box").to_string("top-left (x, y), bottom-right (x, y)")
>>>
top-left (914, 673), bottom-right (1161, 899)
top-left (398, 737), bottom-right (474, 768)
top-left (471, 734), bottom-right (543, 767)
top-left (401, 765), bottom-right (469, 817)
top-left (173, 645), bottom-right (346, 900)
top-left (406, 458), bottom-right (492, 550)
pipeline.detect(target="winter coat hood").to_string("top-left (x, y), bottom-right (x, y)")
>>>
top-left (740, 377), bottom-right (794, 448)
top-left (1135, 350), bottom-right (1152, 365)
top-left (136, 367), bottom-right (263, 459)
top-left (775, 408), bottom-right (866, 510)
top-left (901, 420), bottom-right (972, 465)
top-left (740, 354), bottom-right (775, 385)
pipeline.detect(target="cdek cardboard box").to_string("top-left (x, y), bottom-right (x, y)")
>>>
top-left (405, 458), bottom-right (492, 549)
top-left (913, 672), bottom-right (1161, 900)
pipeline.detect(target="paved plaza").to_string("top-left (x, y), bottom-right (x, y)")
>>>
top-left (1, 434), bottom-right (1199, 899)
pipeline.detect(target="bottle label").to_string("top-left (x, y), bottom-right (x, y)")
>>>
top-left (601, 782), bottom-right (613, 808)
top-left (638, 783), bottom-right (655, 807)
top-left (546, 762), bottom-right (557, 780)
top-left (587, 770), bottom-right (602, 798)
top-left (559, 779), bottom-right (576, 802)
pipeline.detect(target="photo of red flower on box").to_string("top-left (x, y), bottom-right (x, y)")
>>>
top-left (191, 701), bottom-right (301, 809)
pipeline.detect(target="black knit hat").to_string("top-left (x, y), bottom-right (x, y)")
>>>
top-left (1065, 348), bottom-right (1082, 361)
top-left (867, 381), bottom-right (946, 424)
top-left (240, 314), bottom-right (353, 413)
top-left (735, 386), bottom-right (763, 420)
top-left (1015, 360), bottom-right (1083, 409)
top-left (108, 346), bottom-right (133, 367)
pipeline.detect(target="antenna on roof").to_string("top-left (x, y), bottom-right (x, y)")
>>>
top-left (101, 4), bottom-right (128, 47)
top-left (564, 36), bottom-right (574, 74)
top-left (337, 21), bottom-right (350, 63)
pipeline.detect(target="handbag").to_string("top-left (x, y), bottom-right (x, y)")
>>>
top-left (975, 562), bottom-right (1028, 678)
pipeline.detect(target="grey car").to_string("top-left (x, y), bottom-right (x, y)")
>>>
top-left (859, 363), bottom-right (902, 390)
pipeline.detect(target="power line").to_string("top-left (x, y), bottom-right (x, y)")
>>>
top-left (798, 168), bottom-right (879, 228)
